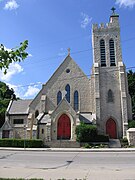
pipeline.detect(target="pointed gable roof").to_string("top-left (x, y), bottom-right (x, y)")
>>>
top-left (44, 55), bottom-right (89, 89)
top-left (51, 97), bottom-right (76, 119)
top-left (30, 55), bottom-right (89, 108)
top-left (1, 120), bottom-right (12, 130)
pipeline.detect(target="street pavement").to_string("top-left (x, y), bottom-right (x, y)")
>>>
top-left (0, 149), bottom-right (135, 179)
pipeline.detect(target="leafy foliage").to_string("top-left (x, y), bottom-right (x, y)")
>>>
top-left (0, 40), bottom-right (28, 74)
top-left (75, 123), bottom-right (109, 142)
top-left (0, 41), bottom-right (28, 127)
top-left (128, 120), bottom-right (135, 128)
top-left (83, 143), bottom-right (108, 148)
top-left (120, 138), bottom-right (129, 148)
top-left (0, 139), bottom-right (43, 148)
top-left (127, 70), bottom-right (135, 117)
top-left (76, 123), bottom-right (97, 142)
top-left (0, 81), bottom-right (16, 128)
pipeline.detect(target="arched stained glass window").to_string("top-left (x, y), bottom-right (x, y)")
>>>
top-left (100, 39), bottom-right (106, 67)
top-left (65, 84), bottom-right (70, 103)
top-left (109, 39), bottom-right (116, 66)
top-left (74, 91), bottom-right (79, 111)
top-left (57, 91), bottom-right (62, 105)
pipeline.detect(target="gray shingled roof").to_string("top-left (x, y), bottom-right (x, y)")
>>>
top-left (8, 99), bottom-right (32, 115)
top-left (79, 113), bottom-right (92, 124)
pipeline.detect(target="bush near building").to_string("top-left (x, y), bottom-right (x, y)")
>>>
top-left (0, 139), bottom-right (43, 148)
top-left (75, 123), bottom-right (109, 142)
top-left (128, 120), bottom-right (135, 128)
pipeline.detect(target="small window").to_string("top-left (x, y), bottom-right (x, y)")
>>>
top-left (57, 91), bottom-right (62, 105)
top-left (35, 110), bottom-right (39, 118)
top-left (66, 69), bottom-right (70, 73)
top-left (100, 39), bottom-right (106, 67)
top-left (42, 129), bottom-right (44, 134)
top-left (109, 39), bottom-right (116, 66)
top-left (74, 91), bottom-right (79, 112)
top-left (13, 119), bottom-right (24, 124)
top-left (107, 89), bottom-right (114, 103)
top-left (65, 84), bottom-right (70, 103)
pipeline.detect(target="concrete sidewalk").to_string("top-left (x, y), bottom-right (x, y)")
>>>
top-left (0, 147), bottom-right (135, 152)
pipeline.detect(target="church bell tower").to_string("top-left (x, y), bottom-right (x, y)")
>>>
top-left (92, 8), bottom-right (132, 138)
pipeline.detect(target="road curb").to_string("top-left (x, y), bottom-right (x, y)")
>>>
top-left (0, 147), bottom-right (135, 152)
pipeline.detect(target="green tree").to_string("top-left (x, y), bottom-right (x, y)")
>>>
top-left (127, 70), bottom-right (135, 118)
top-left (0, 81), bottom-right (16, 128)
top-left (0, 40), bottom-right (28, 127)
top-left (0, 40), bottom-right (28, 74)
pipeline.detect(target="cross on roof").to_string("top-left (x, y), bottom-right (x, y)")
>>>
top-left (111, 7), bottom-right (116, 15)
top-left (67, 48), bottom-right (71, 55)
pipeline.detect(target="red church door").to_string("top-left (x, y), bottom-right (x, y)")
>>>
top-left (106, 118), bottom-right (117, 139)
top-left (57, 114), bottom-right (71, 140)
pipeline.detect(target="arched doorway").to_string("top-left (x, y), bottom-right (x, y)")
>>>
top-left (106, 118), bottom-right (117, 139)
top-left (57, 114), bottom-right (71, 140)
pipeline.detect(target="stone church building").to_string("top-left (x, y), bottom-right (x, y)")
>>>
top-left (0, 10), bottom-right (132, 145)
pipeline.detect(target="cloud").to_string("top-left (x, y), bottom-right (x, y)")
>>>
top-left (0, 45), bottom-right (11, 52)
top-left (0, 63), bottom-right (23, 82)
top-left (3, 46), bottom-right (11, 52)
top-left (28, 53), bottom-right (33, 57)
top-left (80, 13), bottom-right (92, 29)
top-left (115, 0), bottom-right (135, 7)
top-left (4, 0), bottom-right (19, 10)
top-left (7, 83), bottom-right (41, 99)
top-left (7, 83), bottom-right (25, 98)
top-left (24, 85), bottom-right (40, 97)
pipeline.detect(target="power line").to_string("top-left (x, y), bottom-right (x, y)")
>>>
top-left (11, 66), bottom-right (135, 89)
top-left (23, 35), bottom-right (135, 68)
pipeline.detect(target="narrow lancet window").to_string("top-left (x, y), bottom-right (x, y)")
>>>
top-left (109, 39), bottom-right (116, 66)
top-left (74, 91), bottom-right (79, 111)
top-left (57, 91), bottom-right (62, 105)
top-left (100, 39), bottom-right (106, 67)
top-left (108, 89), bottom-right (114, 103)
top-left (35, 110), bottom-right (39, 118)
top-left (65, 84), bottom-right (70, 103)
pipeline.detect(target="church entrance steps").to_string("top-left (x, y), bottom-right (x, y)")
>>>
top-left (109, 139), bottom-right (121, 148)
top-left (44, 140), bottom-right (80, 148)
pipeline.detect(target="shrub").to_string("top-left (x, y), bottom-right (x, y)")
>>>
top-left (83, 143), bottom-right (108, 149)
top-left (75, 123), bottom-right (97, 142)
top-left (84, 143), bottom-right (91, 148)
top-left (128, 120), bottom-right (135, 128)
top-left (120, 138), bottom-right (129, 147)
top-left (0, 139), bottom-right (43, 148)
top-left (75, 123), bottom-right (109, 142)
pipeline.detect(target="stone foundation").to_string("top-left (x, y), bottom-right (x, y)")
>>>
top-left (44, 140), bottom-right (80, 148)
top-left (127, 128), bottom-right (135, 146)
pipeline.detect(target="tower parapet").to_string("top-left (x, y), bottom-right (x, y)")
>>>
top-left (92, 20), bottom-right (120, 32)
top-left (92, 8), bottom-right (121, 66)
top-left (92, 8), bottom-right (120, 32)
